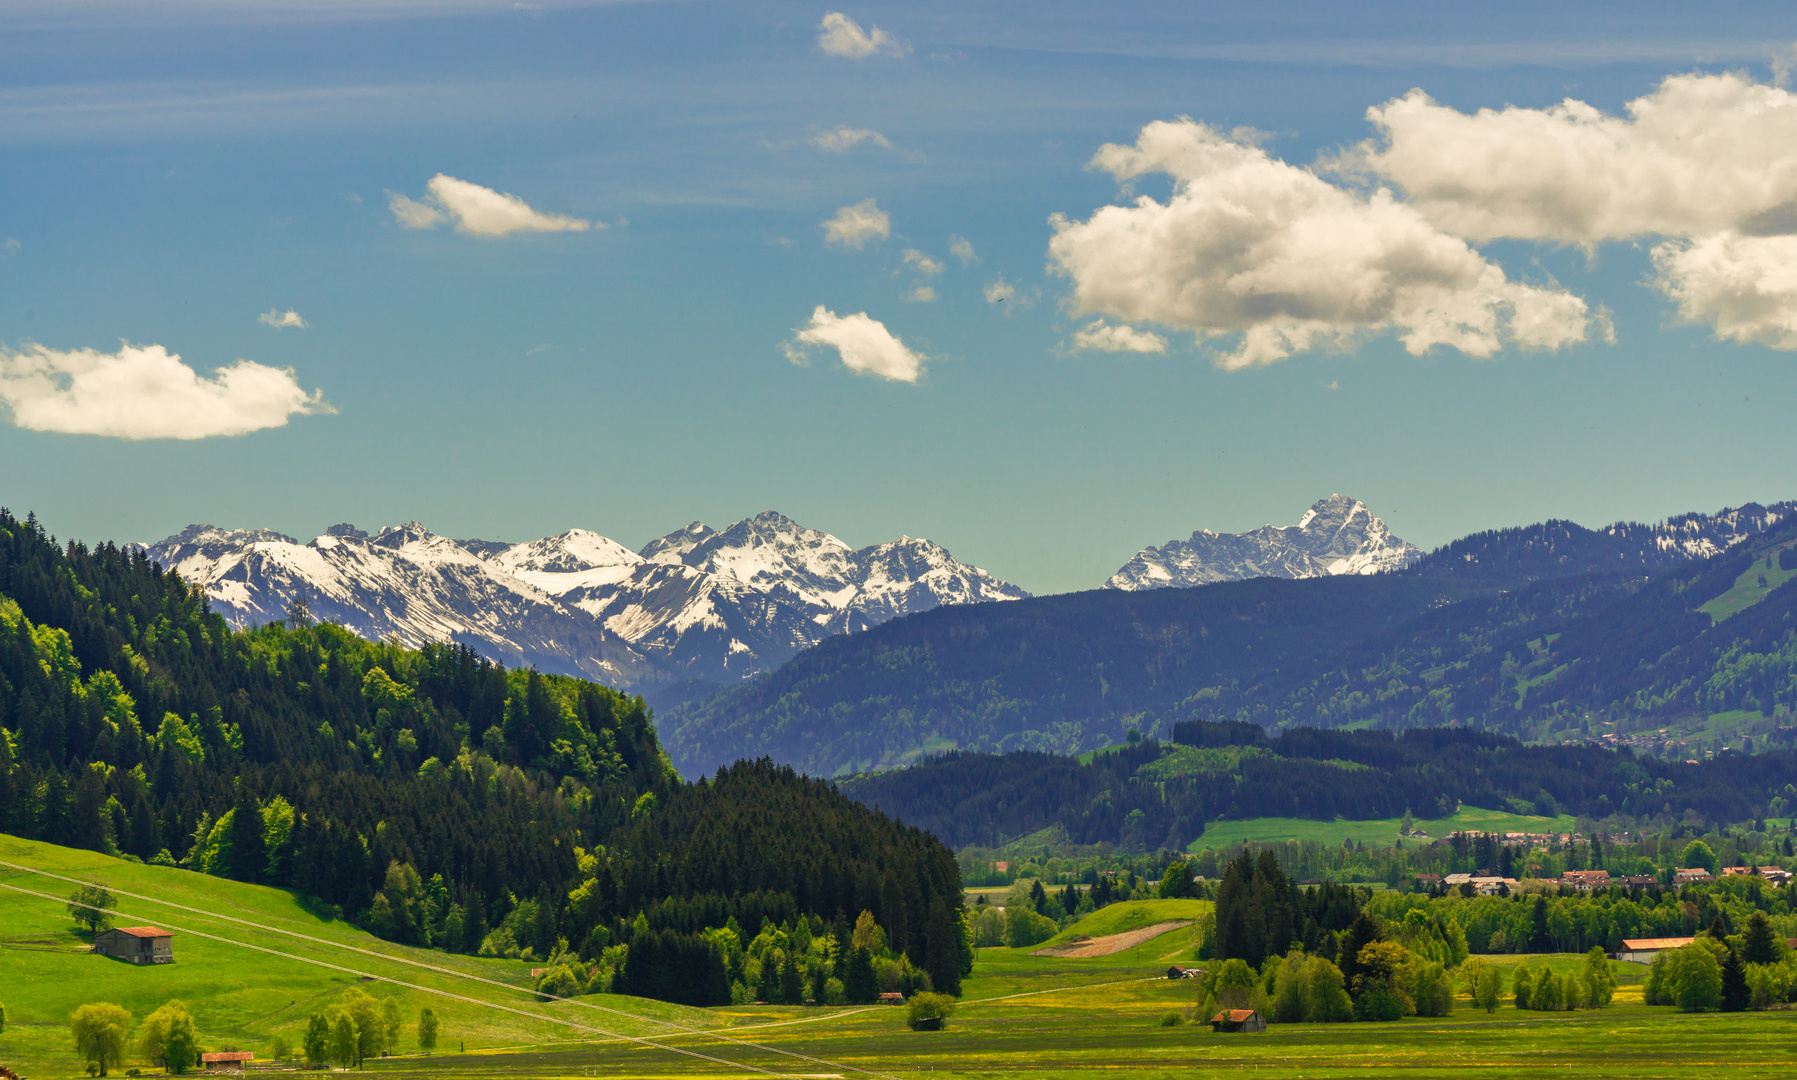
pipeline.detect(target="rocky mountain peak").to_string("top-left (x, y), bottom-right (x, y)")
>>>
top-left (1106, 495), bottom-right (1423, 590)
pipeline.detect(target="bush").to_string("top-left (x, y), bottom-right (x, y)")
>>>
top-left (1003, 906), bottom-right (1057, 949)
top-left (1158, 1011), bottom-right (1183, 1027)
top-left (906, 992), bottom-right (958, 1031)
top-left (1352, 984), bottom-right (1406, 1022)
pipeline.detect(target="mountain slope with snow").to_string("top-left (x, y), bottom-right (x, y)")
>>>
top-left (1107, 494), bottom-right (1423, 590)
top-left (142, 513), bottom-right (1028, 690)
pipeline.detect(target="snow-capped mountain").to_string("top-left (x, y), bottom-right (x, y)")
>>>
top-left (142, 513), bottom-right (1027, 690)
top-left (1106, 494), bottom-right (1423, 591)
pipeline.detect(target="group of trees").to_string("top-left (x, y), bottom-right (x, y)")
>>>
top-left (68, 1000), bottom-right (200, 1076)
top-left (1644, 911), bottom-right (1794, 1011)
top-left (0, 511), bottom-right (967, 1008)
top-left (1212, 851), bottom-right (1370, 968)
top-left (300, 993), bottom-right (437, 1068)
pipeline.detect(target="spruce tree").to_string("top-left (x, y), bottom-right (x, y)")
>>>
top-left (226, 786), bottom-right (265, 883)
top-left (1720, 947), bottom-right (1750, 1012)
top-left (845, 946), bottom-right (877, 1004)
top-left (1741, 911), bottom-right (1782, 964)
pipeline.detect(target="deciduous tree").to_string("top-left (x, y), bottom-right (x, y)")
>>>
top-left (70, 1003), bottom-right (132, 1077)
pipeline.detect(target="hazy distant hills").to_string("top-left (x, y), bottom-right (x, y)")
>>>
top-left (1106, 494), bottom-right (1423, 589)
top-left (662, 499), bottom-right (1797, 778)
top-left (143, 512), bottom-right (1026, 692)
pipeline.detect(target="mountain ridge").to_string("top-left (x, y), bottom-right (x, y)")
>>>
top-left (661, 497), bottom-right (1797, 778)
top-left (142, 512), bottom-right (1027, 691)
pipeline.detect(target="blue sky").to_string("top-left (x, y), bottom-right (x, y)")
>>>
top-left (3, 0), bottom-right (1796, 594)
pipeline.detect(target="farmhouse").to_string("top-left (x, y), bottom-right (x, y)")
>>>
top-left (1560, 870), bottom-right (1611, 892)
top-left (1210, 1009), bottom-right (1266, 1033)
top-left (92, 926), bottom-right (174, 964)
top-left (1675, 868), bottom-right (1714, 884)
top-left (200, 1052), bottom-right (253, 1072)
top-left (1166, 965), bottom-right (1201, 979)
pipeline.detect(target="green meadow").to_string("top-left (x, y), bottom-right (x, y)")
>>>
top-left (1190, 805), bottom-right (1578, 853)
top-left (4, 836), bottom-right (1796, 1079)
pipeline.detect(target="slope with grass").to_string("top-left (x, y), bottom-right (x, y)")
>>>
top-left (0, 835), bottom-right (730, 1078)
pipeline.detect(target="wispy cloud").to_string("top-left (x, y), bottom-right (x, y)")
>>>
top-left (948, 235), bottom-right (978, 265)
top-left (821, 198), bottom-right (890, 249)
top-left (1072, 320), bottom-right (1167, 354)
top-left (785, 306), bottom-right (924, 382)
top-left (0, 341), bottom-right (333, 439)
top-left (389, 174), bottom-right (593, 237)
top-left (259, 309), bottom-right (308, 329)
top-left (817, 12), bottom-right (909, 59)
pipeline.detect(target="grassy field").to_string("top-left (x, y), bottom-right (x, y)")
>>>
top-left (1191, 805), bottom-right (1578, 852)
top-left (6, 842), bottom-right (1797, 1079)
top-left (1699, 549), bottom-right (1796, 623)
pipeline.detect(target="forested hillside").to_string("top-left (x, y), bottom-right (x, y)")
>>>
top-left (0, 510), bottom-right (966, 1002)
top-left (666, 506), bottom-right (1797, 777)
top-left (842, 723), bottom-right (1797, 851)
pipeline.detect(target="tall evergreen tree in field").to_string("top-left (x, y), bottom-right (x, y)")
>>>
top-left (225, 786), bottom-right (265, 884)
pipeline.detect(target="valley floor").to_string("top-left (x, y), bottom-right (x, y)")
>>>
top-left (2, 840), bottom-right (1792, 1079)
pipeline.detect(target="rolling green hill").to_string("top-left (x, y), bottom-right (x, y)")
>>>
top-left (0, 835), bottom-right (726, 1078)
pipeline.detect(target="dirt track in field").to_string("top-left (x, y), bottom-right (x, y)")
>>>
top-left (1029, 920), bottom-right (1193, 958)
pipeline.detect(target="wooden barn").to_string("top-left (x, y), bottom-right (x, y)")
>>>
top-left (92, 926), bottom-right (174, 964)
top-left (200, 1052), bottom-right (254, 1072)
top-left (1210, 1009), bottom-right (1266, 1033)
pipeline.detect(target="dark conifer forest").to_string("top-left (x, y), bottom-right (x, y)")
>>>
top-left (0, 510), bottom-right (966, 1003)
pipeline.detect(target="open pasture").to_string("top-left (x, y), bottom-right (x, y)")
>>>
top-left (0, 848), bottom-right (1789, 1080)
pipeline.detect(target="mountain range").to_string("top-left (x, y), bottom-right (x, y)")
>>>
top-left (1105, 494), bottom-right (1423, 589)
top-left (143, 512), bottom-right (1028, 692)
top-left (660, 499), bottom-right (1797, 778)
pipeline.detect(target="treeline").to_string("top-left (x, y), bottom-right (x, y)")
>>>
top-left (0, 510), bottom-right (966, 1002)
top-left (841, 722), bottom-right (1797, 851)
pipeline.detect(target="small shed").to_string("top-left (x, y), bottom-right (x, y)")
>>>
top-left (1210, 1009), bottom-right (1266, 1033)
top-left (1166, 965), bottom-right (1199, 980)
top-left (200, 1052), bottom-right (254, 1072)
top-left (93, 926), bottom-right (174, 964)
top-left (879, 992), bottom-right (906, 1006)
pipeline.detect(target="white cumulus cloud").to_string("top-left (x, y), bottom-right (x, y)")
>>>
top-left (817, 12), bottom-right (908, 59)
top-left (1346, 73), bottom-right (1797, 245)
top-left (785, 306), bottom-right (924, 382)
top-left (0, 342), bottom-right (333, 439)
top-left (259, 309), bottom-right (308, 329)
top-left (948, 235), bottom-right (978, 265)
top-left (1652, 233), bottom-right (1797, 349)
top-left (1343, 72), bottom-right (1797, 348)
top-left (821, 198), bottom-right (890, 249)
top-left (389, 174), bottom-right (592, 237)
top-left (1048, 119), bottom-right (1596, 369)
top-left (1073, 320), bottom-right (1167, 354)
